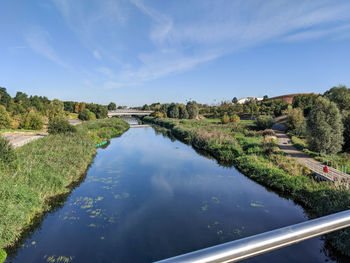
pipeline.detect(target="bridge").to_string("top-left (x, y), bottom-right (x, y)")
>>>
top-left (108, 109), bottom-right (153, 117)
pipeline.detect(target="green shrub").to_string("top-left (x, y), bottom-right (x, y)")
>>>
top-left (19, 111), bottom-right (44, 130)
top-left (0, 249), bottom-right (6, 263)
top-left (78, 108), bottom-right (93, 121)
top-left (230, 114), bottom-right (240, 123)
top-left (0, 105), bottom-right (12, 128)
top-left (221, 115), bottom-right (230, 124)
top-left (255, 115), bottom-right (274, 130)
top-left (48, 117), bottom-right (76, 134)
top-left (0, 135), bottom-right (16, 165)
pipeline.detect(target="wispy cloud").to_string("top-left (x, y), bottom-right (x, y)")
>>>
top-left (24, 26), bottom-right (70, 69)
top-left (51, 0), bottom-right (350, 88)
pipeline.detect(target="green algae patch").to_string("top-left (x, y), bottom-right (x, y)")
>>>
top-left (250, 202), bottom-right (264, 208)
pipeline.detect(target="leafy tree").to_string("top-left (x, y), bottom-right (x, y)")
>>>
top-left (263, 95), bottom-right (268, 100)
top-left (160, 104), bottom-right (169, 117)
top-left (307, 97), bottom-right (344, 154)
top-left (94, 105), bottom-right (108, 119)
top-left (142, 104), bottom-right (150, 110)
top-left (79, 102), bottom-right (86, 112)
top-left (186, 101), bottom-right (198, 119)
top-left (292, 94), bottom-right (318, 116)
top-left (19, 111), bottom-right (43, 130)
top-left (108, 102), bottom-right (117, 111)
top-left (232, 97), bottom-right (238, 104)
top-left (178, 104), bottom-right (189, 119)
top-left (0, 87), bottom-right (12, 108)
top-left (230, 114), bottom-right (240, 123)
top-left (286, 108), bottom-right (306, 136)
top-left (78, 108), bottom-right (92, 121)
top-left (64, 101), bottom-right (75, 112)
top-left (246, 99), bottom-right (258, 119)
top-left (324, 85), bottom-right (350, 113)
top-left (47, 99), bottom-right (65, 120)
top-left (255, 115), bottom-right (274, 130)
top-left (14, 92), bottom-right (28, 105)
top-left (167, 103), bottom-right (179, 118)
top-left (48, 117), bottom-right (76, 134)
top-left (221, 114), bottom-right (230, 124)
top-left (343, 112), bottom-right (350, 151)
top-left (0, 105), bottom-right (12, 128)
top-left (74, 102), bottom-right (80, 113)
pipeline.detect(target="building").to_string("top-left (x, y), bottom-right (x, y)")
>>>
top-left (237, 97), bottom-right (263, 104)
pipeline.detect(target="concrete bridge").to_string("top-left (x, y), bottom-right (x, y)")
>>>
top-left (108, 109), bottom-right (153, 117)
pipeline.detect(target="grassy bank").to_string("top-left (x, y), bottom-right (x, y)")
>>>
top-left (143, 116), bottom-right (350, 257)
top-left (0, 118), bottom-right (129, 252)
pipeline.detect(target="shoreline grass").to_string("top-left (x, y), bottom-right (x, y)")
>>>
top-left (143, 116), bottom-right (350, 258)
top-left (0, 118), bottom-right (129, 252)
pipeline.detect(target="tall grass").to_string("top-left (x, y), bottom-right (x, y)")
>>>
top-left (0, 118), bottom-right (129, 249)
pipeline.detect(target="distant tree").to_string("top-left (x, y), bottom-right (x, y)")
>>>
top-left (221, 114), bottom-right (230, 124)
top-left (117, 106), bottom-right (123, 109)
top-left (178, 104), bottom-right (189, 119)
top-left (108, 102), bottom-right (117, 111)
top-left (95, 105), bottom-right (108, 119)
top-left (19, 111), bottom-right (43, 130)
top-left (343, 112), bottom-right (350, 151)
top-left (292, 94), bottom-right (318, 116)
top-left (307, 97), bottom-right (344, 154)
top-left (63, 101), bottom-right (75, 113)
top-left (0, 105), bottom-right (12, 128)
top-left (48, 117), bottom-right (76, 134)
top-left (160, 104), bottom-right (169, 117)
top-left (232, 97), bottom-right (238, 104)
top-left (78, 108), bottom-right (92, 121)
top-left (167, 103), bottom-right (179, 118)
top-left (47, 99), bottom-right (65, 120)
top-left (255, 115), bottom-right (274, 130)
top-left (0, 87), bottom-right (12, 108)
top-left (14, 92), bottom-right (28, 106)
top-left (79, 102), bottom-right (86, 112)
top-left (263, 95), bottom-right (268, 100)
top-left (246, 99), bottom-right (258, 119)
top-left (142, 104), bottom-right (150, 111)
top-left (324, 85), bottom-right (350, 113)
top-left (74, 102), bottom-right (80, 113)
top-left (230, 114), bottom-right (240, 123)
top-left (286, 107), bottom-right (306, 136)
top-left (186, 101), bottom-right (198, 119)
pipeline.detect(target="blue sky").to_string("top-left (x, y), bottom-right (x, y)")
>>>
top-left (1, 0), bottom-right (350, 106)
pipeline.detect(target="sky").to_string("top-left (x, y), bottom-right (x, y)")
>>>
top-left (1, 0), bottom-right (350, 106)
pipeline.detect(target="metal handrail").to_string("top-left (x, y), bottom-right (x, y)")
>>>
top-left (154, 210), bottom-right (350, 263)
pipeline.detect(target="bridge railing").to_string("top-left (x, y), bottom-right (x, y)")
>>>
top-left (154, 209), bottom-right (350, 263)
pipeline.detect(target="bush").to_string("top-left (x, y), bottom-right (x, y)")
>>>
top-left (255, 115), bottom-right (274, 130)
top-left (221, 115), bottom-right (230, 124)
top-left (0, 249), bottom-right (6, 263)
top-left (19, 111), bottom-right (43, 130)
top-left (78, 109), bottom-right (93, 121)
top-left (0, 135), bottom-right (16, 165)
top-left (48, 117), bottom-right (76, 134)
top-left (0, 105), bottom-right (12, 128)
top-left (230, 114), bottom-right (240, 123)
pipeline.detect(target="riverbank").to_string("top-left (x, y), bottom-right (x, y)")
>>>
top-left (0, 118), bottom-right (129, 255)
top-left (142, 116), bottom-right (350, 257)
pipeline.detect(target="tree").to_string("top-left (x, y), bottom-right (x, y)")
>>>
top-left (167, 103), bottom-right (179, 118)
top-left (307, 97), bottom-right (344, 154)
top-left (63, 101), bottom-right (75, 113)
top-left (142, 104), bottom-right (150, 110)
top-left (0, 105), bottom-right (12, 128)
top-left (94, 105), bottom-right (108, 119)
top-left (246, 99), bottom-right (258, 119)
top-left (255, 115), bottom-right (273, 130)
top-left (108, 102), bottom-right (117, 111)
top-left (263, 95), bottom-right (268, 100)
top-left (79, 102), bottom-right (86, 112)
top-left (78, 108), bottom-right (93, 121)
top-left (74, 102), bottom-right (80, 113)
top-left (232, 97), bottom-right (238, 104)
top-left (292, 94), bottom-right (318, 116)
top-left (0, 87), bottom-right (12, 108)
top-left (324, 85), bottom-right (350, 113)
top-left (160, 104), bottom-right (169, 117)
top-left (343, 113), bottom-right (350, 151)
top-left (178, 104), bottom-right (189, 119)
top-left (286, 108), bottom-right (306, 137)
top-left (186, 101), bottom-right (198, 119)
top-left (19, 111), bottom-right (43, 130)
top-left (47, 99), bottom-right (65, 120)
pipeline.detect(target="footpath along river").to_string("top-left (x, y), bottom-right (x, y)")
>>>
top-left (5, 124), bottom-right (344, 263)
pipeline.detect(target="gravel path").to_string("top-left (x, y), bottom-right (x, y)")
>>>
top-left (2, 132), bottom-right (47, 148)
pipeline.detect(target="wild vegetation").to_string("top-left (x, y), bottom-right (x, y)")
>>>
top-left (0, 118), bottom-right (129, 254)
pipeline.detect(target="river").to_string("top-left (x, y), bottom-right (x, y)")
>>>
top-left (6, 125), bottom-right (340, 262)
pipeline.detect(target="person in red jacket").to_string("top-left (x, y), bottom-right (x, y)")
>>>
top-left (323, 165), bottom-right (329, 173)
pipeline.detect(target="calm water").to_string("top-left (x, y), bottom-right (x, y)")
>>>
top-left (6, 126), bottom-right (340, 263)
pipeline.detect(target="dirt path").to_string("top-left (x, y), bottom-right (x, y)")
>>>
top-left (272, 124), bottom-right (349, 183)
top-left (2, 132), bottom-right (47, 148)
